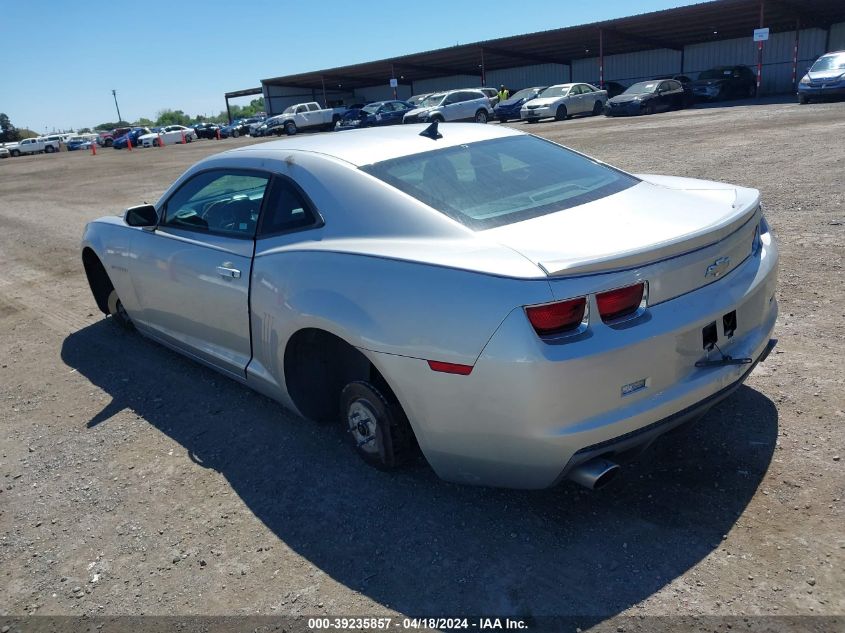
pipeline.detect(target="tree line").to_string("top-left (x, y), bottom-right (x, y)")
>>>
top-left (0, 98), bottom-right (265, 141)
top-left (93, 97), bottom-right (266, 131)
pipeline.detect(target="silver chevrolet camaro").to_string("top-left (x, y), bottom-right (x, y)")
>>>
top-left (80, 122), bottom-right (778, 490)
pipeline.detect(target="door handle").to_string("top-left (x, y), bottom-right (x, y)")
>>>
top-left (217, 265), bottom-right (241, 279)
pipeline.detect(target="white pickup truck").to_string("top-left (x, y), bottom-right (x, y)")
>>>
top-left (7, 137), bottom-right (61, 156)
top-left (277, 102), bottom-right (345, 135)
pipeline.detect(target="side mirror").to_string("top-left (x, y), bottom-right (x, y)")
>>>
top-left (125, 204), bottom-right (158, 228)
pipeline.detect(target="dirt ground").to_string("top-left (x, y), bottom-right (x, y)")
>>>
top-left (0, 99), bottom-right (843, 630)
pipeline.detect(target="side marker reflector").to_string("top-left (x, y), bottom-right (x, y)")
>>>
top-left (427, 360), bottom-right (473, 375)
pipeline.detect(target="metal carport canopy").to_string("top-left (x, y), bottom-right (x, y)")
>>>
top-left (260, 0), bottom-right (845, 90)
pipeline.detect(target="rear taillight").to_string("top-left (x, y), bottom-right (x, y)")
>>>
top-left (596, 283), bottom-right (645, 322)
top-left (525, 297), bottom-right (587, 335)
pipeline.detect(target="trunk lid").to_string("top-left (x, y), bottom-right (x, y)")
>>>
top-left (482, 175), bottom-right (759, 277)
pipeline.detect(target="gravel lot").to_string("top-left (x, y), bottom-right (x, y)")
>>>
top-left (1, 99), bottom-right (843, 629)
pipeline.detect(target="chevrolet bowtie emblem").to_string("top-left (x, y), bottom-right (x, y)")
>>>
top-left (705, 256), bottom-right (731, 278)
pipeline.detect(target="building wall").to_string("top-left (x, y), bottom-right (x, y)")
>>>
top-left (411, 74), bottom-right (481, 94)
top-left (354, 84), bottom-right (413, 102)
top-left (486, 63), bottom-right (570, 90)
top-left (264, 84), bottom-right (360, 115)
top-left (829, 21), bottom-right (845, 50)
top-left (684, 27), bottom-right (828, 92)
top-left (261, 21), bottom-right (845, 106)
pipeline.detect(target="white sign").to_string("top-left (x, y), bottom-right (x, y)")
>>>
top-left (753, 28), bottom-right (769, 42)
top-left (389, 78), bottom-right (398, 88)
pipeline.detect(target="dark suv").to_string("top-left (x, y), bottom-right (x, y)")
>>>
top-left (691, 66), bottom-right (757, 101)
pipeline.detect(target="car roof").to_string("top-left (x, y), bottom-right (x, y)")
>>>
top-left (229, 122), bottom-right (524, 167)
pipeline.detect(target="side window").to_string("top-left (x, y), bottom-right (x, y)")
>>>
top-left (257, 178), bottom-right (319, 237)
top-left (307, 103), bottom-right (320, 111)
top-left (669, 80), bottom-right (681, 91)
top-left (163, 170), bottom-right (270, 238)
top-left (296, 105), bottom-right (307, 114)
top-left (570, 85), bottom-right (583, 95)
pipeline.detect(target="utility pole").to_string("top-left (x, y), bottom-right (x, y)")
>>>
top-left (111, 89), bottom-right (123, 122)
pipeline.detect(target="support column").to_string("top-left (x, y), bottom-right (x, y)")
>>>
top-left (791, 18), bottom-right (800, 89)
top-left (480, 48), bottom-right (486, 86)
top-left (225, 97), bottom-right (232, 124)
top-left (598, 28), bottom-right (604, 88)
top-left (756, 0), bottom-right (765, 97)
top-left (320, 76), bottom-right (328, 108)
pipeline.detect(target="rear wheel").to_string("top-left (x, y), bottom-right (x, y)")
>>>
top-left (107, 289), bottom-right (133, 330)
top-left (554, 105), bottom-right (568, 121)
top-left (798, 94), bottom-right (808, 104)
top-left (474, 109), bottom-right (489, 123)
top-left (45, 145), bottom-right (56, 153)
top-left (284, 121), bottom-right (297, 135)
top-left (592, 100), bottom-right (603, 115)
top-left (644, 102), bottom-right (656, 115)
top-left (340, 381), bottom-right (413, 470)
top-left (233, 129), bottom-right (240, 138)
top-left (10, 149), bottom-right (20, 157)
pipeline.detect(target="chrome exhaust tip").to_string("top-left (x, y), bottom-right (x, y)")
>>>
top-left (567, 457), bottom-right (620, 490)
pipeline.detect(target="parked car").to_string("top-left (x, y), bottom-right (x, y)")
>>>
top-left (252, 116), bottom-right (286, 137)
top-left (0, 146), bottom-right (9, 159)
top-left (221, 116), bottom-right (263, 138)
top-left (81, 123), bottom-right (778, 490)
top-left (193, 122), bottom-right (221, 140)
top-left (275, 102), bottom-right (344, 135)
top-left (402, 90), bottom-right (493, 124)
top-left (798, 50), bottom-right (845, 103)
top-left (9, 137), bottom-right (61, 156)
top-left (473, 87), bottom-right (500, 107)
top-left (691, 66), bottom-right (757, 100)
top-left (113, 127), bottom-right (152, 149)
top-left (605, 79), bottom-right (693, 116)
top-left (67, 137), bottom-right (95, 151)
top-left (493, 86), bottom-right (546, 122)
top-left (407, 93), bottom-right (431, 107)
top-left (600, 81), bottom-right (627, 98)
top-left (335, 100), bottom-right (414, 130)
top-left (138, 125), bottom-right (196, 147)
top-left (520, 83), bottom-right (607, 122)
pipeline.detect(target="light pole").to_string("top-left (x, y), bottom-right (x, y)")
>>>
top-left (111, 89), bottom-right (123, 122)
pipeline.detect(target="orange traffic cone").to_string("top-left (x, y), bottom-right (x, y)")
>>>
top-left (181, 130), bottom-right (187, 144)
top-left (216, 128), bottom-right (221, 140)
top-left (90, 142), bottom-right (96, 156)
top-left (127, 136), bottom-right (133, 151)
top-left (158, 133), bottom-right (164, 148)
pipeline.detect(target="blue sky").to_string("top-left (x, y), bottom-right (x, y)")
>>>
top-left (3, 0), bottom-right (700, 131)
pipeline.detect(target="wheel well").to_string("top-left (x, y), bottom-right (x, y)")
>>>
top-left (283, 328), bottom-right (402, 424)
top-left (82, 248), bottom-right (114, 315)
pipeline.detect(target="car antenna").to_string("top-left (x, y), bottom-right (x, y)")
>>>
top-left (419, 120), bottom-right (442, 140)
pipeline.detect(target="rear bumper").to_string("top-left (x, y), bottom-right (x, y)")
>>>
top-left (367, 232), bottom-right (778, 489)
top-left (553, 337), bottom-right (776, 484)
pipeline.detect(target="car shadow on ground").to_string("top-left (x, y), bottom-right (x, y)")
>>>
top-left (61, 320), bottom-right (778, 626)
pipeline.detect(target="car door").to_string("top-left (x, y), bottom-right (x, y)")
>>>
top-left (666, 80), bottom-right (684, 108)
top-left (128, 169), bottom-right (271, 379)
top-left (567, 85), bottom-right (584, 113)
top-left (295, 105), bottom-right (311, 128)
top-left (247, 176), bottom-right (324, 397)
top-left (441, 92), bottom-right (460, 121)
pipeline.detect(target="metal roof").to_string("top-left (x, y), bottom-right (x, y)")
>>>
top-left (261, 0), bottom-right (845, 90)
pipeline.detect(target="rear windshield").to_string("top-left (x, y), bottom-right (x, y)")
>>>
top-left (361, 135), bottom-right (638, 230)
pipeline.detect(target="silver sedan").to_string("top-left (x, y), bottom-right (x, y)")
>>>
top-left (81, 123), bottom-right (778, 489)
